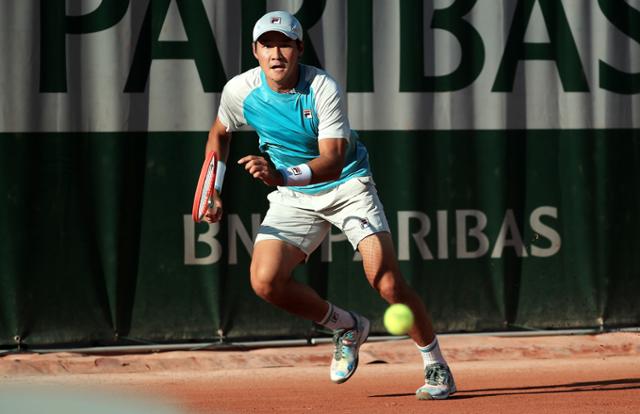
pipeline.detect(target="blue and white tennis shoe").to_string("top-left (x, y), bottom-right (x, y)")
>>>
top-left (330, 313), bottom-right (370, 384)
top-left (415, 363), bottom-right (457, 400)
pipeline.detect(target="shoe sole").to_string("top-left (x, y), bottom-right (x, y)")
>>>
top-left (332, 316), bottom-right (370, 384)
top-left (416, 384), bottom-right (456, 400)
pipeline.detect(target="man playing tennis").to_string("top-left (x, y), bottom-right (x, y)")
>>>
top-left (203, 10), bottom-right (455, 400)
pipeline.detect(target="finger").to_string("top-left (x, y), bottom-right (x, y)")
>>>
top-left (209, 204), bottom-right (222, 222)
top-left (214, 208), bottom-right (223, 222)
top-left (242, 159), bottom-right (257, 172)
top-left (206, 196), bottom-right (223, 222)
top-left (205, 210), bottom-right (219, 223)
top-left (249, 163), bottom-right (267, 175)
top-left (247, 162), bottom-right (268, 176)
top-left (243, 160), bottom-right (256, 172)
top-left (242, 156), bottom-right (268, 170)
top-left (238, 155), bottom-right (258, 165)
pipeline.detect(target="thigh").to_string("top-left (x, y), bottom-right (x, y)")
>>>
top-left (251, 239), bottom-right (306, 284)
top-left (358, 232), bottom-right (402, 289)
top-left (255, 189), bottom-right (332, 257)
top-left (321, 176), bottom-right (390, 250)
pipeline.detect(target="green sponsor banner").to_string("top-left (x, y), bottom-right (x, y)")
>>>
top-left (1, 1), bottom-right (639, 347)
top-left (2, 129), bottom-right (639, 346)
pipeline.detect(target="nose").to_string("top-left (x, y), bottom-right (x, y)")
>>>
top-left (270, 46), bottom-right (284, 59)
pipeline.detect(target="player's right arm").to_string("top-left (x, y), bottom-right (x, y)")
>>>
top-left (203, 117), bottom-right (231, 224)
top-left (203, 70), bottom-right (254, 223)
top-left (206, 116), bottom-right (232, 166)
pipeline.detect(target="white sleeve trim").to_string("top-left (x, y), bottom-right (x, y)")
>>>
top-left (310, 69), bottom-right (351, 140)
top-left (217, 68), bottom-right (261, 132)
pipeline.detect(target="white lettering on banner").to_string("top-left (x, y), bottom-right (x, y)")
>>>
top-left (491, 209), bottom-right (528, 258)
top-left (398, 211), bottom-right (434, 260)
top-left (184, 207), bottom-right (562, 265)
top-left (436, 210), bottom-right (449, 259)
top-left (228, 214), bottom-right (262, 265)
top-left (4, 1), bottom-right (638, 132)
top-left (529, 206), bottom-right (561, 257)
top-left (183, 215), bottom-right (221, 265)
top-left (456, 210), bottom-right (491, 259)
top-left (184, 213), bottom-right (261, 265)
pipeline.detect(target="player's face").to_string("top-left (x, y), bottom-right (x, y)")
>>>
top-left (253, 31), bottom-right (303, 92)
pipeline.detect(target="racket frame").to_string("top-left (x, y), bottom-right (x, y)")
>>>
top-left (192, 151), bottom-right (218, 222)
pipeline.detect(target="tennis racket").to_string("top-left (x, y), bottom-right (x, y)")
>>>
top-left (192, 151), bottom-right (218, 222)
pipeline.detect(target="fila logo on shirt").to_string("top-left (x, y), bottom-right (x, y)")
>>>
top-left (290, 166), bottom-right (302, 175)
top-left (303, 109), bottom-right (313, 119)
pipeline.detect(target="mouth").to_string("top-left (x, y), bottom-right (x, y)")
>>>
top-left (270, 63), bottom-right (286, 70)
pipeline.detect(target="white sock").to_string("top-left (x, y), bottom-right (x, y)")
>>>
top-left (417, 337), bottom-right (447, 368)
top-left (317, 302), bottom-right (355, 331)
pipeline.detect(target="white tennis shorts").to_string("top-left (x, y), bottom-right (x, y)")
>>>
top-left (255, 176), bottom-right (390, 256)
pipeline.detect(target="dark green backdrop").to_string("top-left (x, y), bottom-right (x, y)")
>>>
top-left (1, 129), bottom-right (639, 348)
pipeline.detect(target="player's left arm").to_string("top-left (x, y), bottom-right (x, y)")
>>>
top-left (237, 138), bottom-right (345, 186)
top-left (239, 106), bottom-right (349, 186)
top-left (306, 138), bottom-right (347, 183)
top-left (308, 72), bottom-right (350, 183)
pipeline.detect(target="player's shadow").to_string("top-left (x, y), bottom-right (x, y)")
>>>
top-left (369, 378), bottom-right (640, 399)
top-left (455, 378), bottom-right (640, 399)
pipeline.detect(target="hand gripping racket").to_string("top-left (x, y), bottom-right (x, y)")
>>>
top-left (192, 151), bottom-right (218, 222)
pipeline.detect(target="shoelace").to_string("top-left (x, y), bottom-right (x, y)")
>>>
top-left (333, 329), bottom-right (355, 361)
top-left (425, 363), bottom-right (450, 385)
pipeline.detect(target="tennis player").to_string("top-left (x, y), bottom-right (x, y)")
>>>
top-left (203, 10), bottom-right (455, 400)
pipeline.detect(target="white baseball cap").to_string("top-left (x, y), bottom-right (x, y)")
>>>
top-left (252, 11), bottom-right (303, 42)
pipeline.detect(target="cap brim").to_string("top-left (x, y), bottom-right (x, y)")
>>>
top-left (254, 29), bottom-right (299, 42)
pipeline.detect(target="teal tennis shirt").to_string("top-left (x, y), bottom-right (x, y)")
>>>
top-left (217, 64), bottom-right (370, 194)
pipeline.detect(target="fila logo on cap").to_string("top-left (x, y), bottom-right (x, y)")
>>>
top-left (253, 11), bottom-right (304, 42)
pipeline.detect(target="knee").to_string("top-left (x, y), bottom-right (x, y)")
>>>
top-left (250, 265), bottom-right (282, 303)
top-left (374, 274), bottom-right (410, 304)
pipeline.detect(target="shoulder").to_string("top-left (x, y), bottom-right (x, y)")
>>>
top-left (218, 68), bottom-right (263, 128)
top-left (303, 65), bottom-right (341, 96)
top-left (223, 67), bottom-right (263, 99)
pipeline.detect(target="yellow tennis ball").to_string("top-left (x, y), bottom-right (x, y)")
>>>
top-left (383, 303), bottom-right (414, 335)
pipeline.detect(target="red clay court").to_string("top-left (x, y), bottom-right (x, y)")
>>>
top-left (2, 331), bottom-right (639, 413)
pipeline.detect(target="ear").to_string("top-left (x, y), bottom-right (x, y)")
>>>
top-left (252, 42), bottom-right (259, 60)
top-left (297, 40), bottom-right (304, 56)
